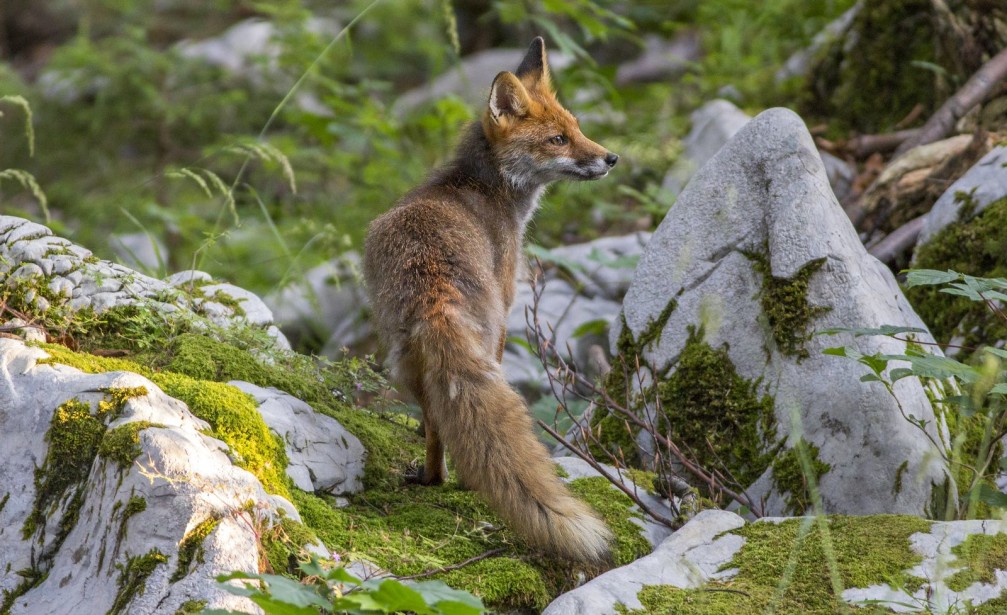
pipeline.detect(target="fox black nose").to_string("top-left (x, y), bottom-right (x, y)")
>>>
top-left (604, 152), bottom-right (619, 167)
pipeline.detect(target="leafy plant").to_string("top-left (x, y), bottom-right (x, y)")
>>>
top-left (203, 558), bottom-right (486, 615)
top-left (823, 269), bottom-right (1007, 519)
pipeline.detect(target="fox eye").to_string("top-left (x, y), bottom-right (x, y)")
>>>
top-left (549, 134), bottom-right (568, 146)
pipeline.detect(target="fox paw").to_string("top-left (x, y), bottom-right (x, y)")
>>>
top-left (404, 464), bottom-right (444, 486)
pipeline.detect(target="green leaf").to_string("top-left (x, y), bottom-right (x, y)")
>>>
top-left (526, 243), bottom-right (586, 273)
top-left (990, 383), bottom-right (1007, 396)
top-left (986, 348), bottom-right (1007, 360)
top-left (361, 579), bottom-right (434, 614)
top-left (903, 269), bottom-right (961, 288)
top-left (974, 483), bottom-right (1007, 509)
top-left (818, 325), bottom-right (927, 338)
top-left (572, 319), bottom-right (609, 338)
top-left (410, 580), bottom-right (486, 613)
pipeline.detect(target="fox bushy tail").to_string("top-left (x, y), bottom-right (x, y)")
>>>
top-left (413, 317), bottom-right (612, 564)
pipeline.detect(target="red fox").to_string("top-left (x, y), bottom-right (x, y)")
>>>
top-left (363, 38), bottom-right (617, 563)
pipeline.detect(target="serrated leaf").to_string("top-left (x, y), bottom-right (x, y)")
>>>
top-left (860, 373), bottom-right (883, 383)
top-left (990, 383), bottom-right (1007, 395)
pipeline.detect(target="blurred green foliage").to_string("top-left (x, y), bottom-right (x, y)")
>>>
top-left (0, 0), bottom-right (855, 297)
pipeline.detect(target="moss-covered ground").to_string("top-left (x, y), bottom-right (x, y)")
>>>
top-left (617, 515), bottom-right (932, 614)
top-left (30, 323), bottom-right (650, 611)
top-left (945, 531), bottom-right (1007, 592)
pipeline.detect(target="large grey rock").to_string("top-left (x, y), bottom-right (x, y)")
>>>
top-left (843, 518), bottom-right (1007, 613)
top-left (916, 145), bottom-right (1007, 248)
top-left (265, 254), bottom-right (369, 354)
top-left (615, 32), bottom-right (701, 86)
top-left (663, 100), bottom-right (855, 203)
top-left (548, 232), bottom-right (650, 300)
top-left (231, 381), bottom-right (366, 495)
top-left (109, 232), bottom-right (168, 273)
top-left (545, 512), bottom-right (1007, 615)
top-left (543, 510), bottom-right (746, 615)
top-left (0, 216), bottom-right (286, 346)
top-left (0, 338), bottom-right (282, 614)
top-left (620, 108), bottom-right (952, 516)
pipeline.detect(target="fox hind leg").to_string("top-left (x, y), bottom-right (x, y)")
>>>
top-left (420, 413), bottom-right (447, 485)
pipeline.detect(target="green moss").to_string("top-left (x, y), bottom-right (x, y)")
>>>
top-left (37, 344), bottom-right (292, 499)
top-left (592, 302), bottom-right (677, 465)
top-left (292, 484), bottom-right (567, 613)
top-left (945, 531), bottom-right (1007, 592)
top-left (657, 327), bottom-right (779, 491)
top-left (568, 477), bottom-right (652, 566)
top-left (108, 549), bottom-right (168, 615)
top-left (771, 438), bottom-right (832, 515)
top-left (23, 398), bottom-right (105, 540)
top-left (618, 515), bottom-right (931, 615)
top-left (173, 601), bottom-right (207, 615)
top-left (909, 196), bottom-right (1007, 351)
top-left (0, 492), bottom-right (8, 514)
top-left (747, 253), bottom-right (830, 360)
top-left (108, 495), bottom-right (149, 571)
top-left (171, 517), bottom-right (220, 582)
top-left (893, 461), bottom-right (908, 496)
top-left (804, 0), bottom-right (938, 132)
top-left (262, 516), bottom-right (319, 575)
top-left (151, 372), bottom-right (291, 499)
top-left (0, 569), bottom-right (48, 615)
top-left (99, 421), bottom-right (156, 469)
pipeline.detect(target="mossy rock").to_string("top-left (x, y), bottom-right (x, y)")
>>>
top-left (34, 333), bottom-right (657, 611)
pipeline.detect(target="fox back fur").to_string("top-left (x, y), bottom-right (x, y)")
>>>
top-left (363, 37), bottom-right (618, 564)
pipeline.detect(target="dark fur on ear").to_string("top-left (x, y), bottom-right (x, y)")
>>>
top-left (515, 37), bottom-right (550, 89)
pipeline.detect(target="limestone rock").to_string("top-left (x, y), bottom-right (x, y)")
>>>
top-left (0, 216), bottom-right (285, 344)
top-left (544, 512), bottom-right (1007, 614)
top-left (618, 108), bottom-right (951, 516)
top-left (662, 100), bottom-right (855, 203)
top-left (614, 32), bottom-right (701, 86)
top-left (265, 254), bottom-right (369, 354)
top-left (109, 232), bottom-right (167, 273)
top-left (0, 338), bottom-right (280, 615)
top-left (916, 145), bottom-right (1007, 248)
top-left (543, 510), bottom-right (746, 615)
top-left (231, 381), bottom-right (366, 495)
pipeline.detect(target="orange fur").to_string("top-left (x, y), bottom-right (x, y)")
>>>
top-left (363, 38), bottom-right (618, 563)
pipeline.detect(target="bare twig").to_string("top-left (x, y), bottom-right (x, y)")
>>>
top-left (846, 129), bottom-right (921, 158)
top-left (867, 215), bottom-right (927, 265)
top-left (394, 548), bottom-right (507, 581)
top-left (524, 274), bottom-right (762, 516)
top-left (895, 46), bottom-right (1007, 155)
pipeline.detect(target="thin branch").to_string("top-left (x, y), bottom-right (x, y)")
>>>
top-left (895, 46), bottom-right (1007, 155)
top-left (394, 548), bottom-right (507, 581)
top-left (867, 215), bottom-right (927, 265)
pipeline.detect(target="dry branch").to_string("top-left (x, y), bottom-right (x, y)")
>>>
top-left (867, 215), bottom-right (927, 265)
top-left (895, 46), bottom-right (1007, 155)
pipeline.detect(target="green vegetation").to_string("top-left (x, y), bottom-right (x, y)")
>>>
top-left (108, 549), bottom-right (169, 615)
top-left (171, 517), bottom-right (220, 583)
top-left (772, 438), bottom-right (831, 515)
top-left (617, 515), bottom-right (931, 614)
top-left (747, 253), bottom-right (830, 359)
top-left (909, 196), bottom-right (1007, 354)
top-left (945, 532), bottom-right (1007, 592)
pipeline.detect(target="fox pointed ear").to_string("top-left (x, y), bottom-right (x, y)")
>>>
top-left (487, 71), bottom-right (530, 124)
top-left (515, 37), bottom-right (551, 90)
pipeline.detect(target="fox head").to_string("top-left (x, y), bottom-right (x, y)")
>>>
top-left (481, 37), bottom-right (618, 189)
